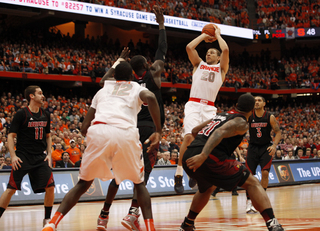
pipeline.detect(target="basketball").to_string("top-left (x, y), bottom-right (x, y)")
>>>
top-left (202, 24), bottom-right (216, 37)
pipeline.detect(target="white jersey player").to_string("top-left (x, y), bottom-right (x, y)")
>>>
top-left (174, 24), bottom-right (230, 194)
top-left (42, 62), bottom-right (161, 231)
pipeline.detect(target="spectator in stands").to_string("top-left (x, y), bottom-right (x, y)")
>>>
top-left (157, 151), bottom-right (172, 165)
top-left (65, 139), bottom-right (81, 165)
top-left (314, 150), bottom-right (320, 159)
top-left (284, 149), bottom-right (295, 160)
top-left (159, 138), bottom-right (170, 152)
top-left (0, 156), bottom-right (6, 169)
top-left (273, 149), bottom-right (283, 160)
top-left (170, 149), bottom-right (179, 165)
top-left (168, 137), bottom-right (179, 152)
top-left (51, 143), bottom-right (63, 168)
top-left (55, 152), bottom-right (74, 168)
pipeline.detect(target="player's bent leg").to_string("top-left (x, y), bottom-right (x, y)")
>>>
top-left (180, 186), bottom-right (215, 231)
top-left (0, 188), bottom-right (16, 218)
top-left (240, 175), bottom-right (284, 231)
top-left (175, 134), bottom-right (194, 194)
top-left (42, 179), bottom-right (93, 231)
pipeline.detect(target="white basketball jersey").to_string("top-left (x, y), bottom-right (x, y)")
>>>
top-left (190, 61), bottom-right (223, 102)
top-left (91, 80), bottom-right (147, 129)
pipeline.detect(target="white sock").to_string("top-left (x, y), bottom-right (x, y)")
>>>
top-left (175, 165), bottom-right (183, 176)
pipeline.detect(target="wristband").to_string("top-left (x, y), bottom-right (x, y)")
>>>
top-left (112, 58), bottom-right (125, 69)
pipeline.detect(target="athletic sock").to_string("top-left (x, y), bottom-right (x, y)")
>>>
top-left (100, 209), bottom-right (109, 218)
top-left (187, 210), bottom-right (199, 220)
top-left (175, 165), bottom-right (183, 176)
top-left (130, 199), bottom-right (139, 209)
top-left (44, 206), bottom-right (53, 219)
top-left (183, 216), bottom-right (195, 226)
top-left (49, 211), bottom-right (64, 227)
top-left (144, 219), bottom-right (155, 231)
top-left (128, 206), bottom-right (139, 215)
top-left (0, 207), bottom-right (5, 218)
top-left (102, 202), bottom-right (111, 212)
top-left (261, 208), bottom-right (275, 223)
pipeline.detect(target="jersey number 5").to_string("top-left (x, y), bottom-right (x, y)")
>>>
top-left (200, 71), bottom-right (215, 82)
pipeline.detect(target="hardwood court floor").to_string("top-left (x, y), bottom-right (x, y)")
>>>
top-left (1, 184), bottom-right (320, 231)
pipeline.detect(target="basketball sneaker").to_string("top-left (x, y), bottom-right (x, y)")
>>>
top-left (43, 219), bottom-right (50, 227)
top-left (267, 218), bottom-right (284, 231)
top-left (97, 215), bottom-right (109, 231)
top-left (41, 223), bottom-right (55, 231)
top-left (232, 189), bottom-right (239, 196)
top-left (246, 200), bottom-right (253, 213)
top-left (121, 214), bottom-right (142, 231)
top-left (174, 175), bottom-right (184, 194)
top-left (188, 177), bottom-right (197, 188)
top-left (179, 221), bottom-right (195, 231)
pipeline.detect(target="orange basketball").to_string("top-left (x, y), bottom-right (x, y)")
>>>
top-left (202, 24), bottom-right (216, 37)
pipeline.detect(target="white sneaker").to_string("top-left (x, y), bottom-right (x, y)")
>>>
top-left (121, 214), bottom-right (141, 231)
top-left (250, 204), bottom-right (258, 213)
top-left (246, 200), bottom-right (252, 213)
top-left (42, 223), bottom-right (55, 231)
top-left (246, 199), bottom-right (258, 213)
top-left (97, 216), bottom-right (109, 231)
top-left (43, 219), bottom-right (50, 227)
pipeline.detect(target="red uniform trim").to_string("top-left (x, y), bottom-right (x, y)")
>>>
top-left (93, 121), bottom-right (107, 125)
top-left (189, 97), bottom-right (215, 106)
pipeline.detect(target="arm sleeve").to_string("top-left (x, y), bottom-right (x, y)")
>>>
top-left (155, 29), bottom-right (167, 62)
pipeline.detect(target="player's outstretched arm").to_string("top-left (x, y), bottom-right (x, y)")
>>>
top-left (99, 47), bottom-right (130, 87)
top-left (186, 117), bottom-right (248, 172)
top-left (186, 33), bottom-right (213, 68)
top-left (80, 107), bottom-right (96, 137)
top-left (214, 25), bottom-right (229, 81)
top-left (139, 90), bottom-right (162, 152)
top-left (151, 5), bottom-right (167, 88)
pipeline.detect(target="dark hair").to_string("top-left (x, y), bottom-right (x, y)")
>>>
top-left (208, 48), bottom-right (221, 56)
top-left (62, 152), bottom-right (69, 156)
top-left (129, 55), bottom-right (146, 73)
top-left (114, 62), bottom-right (133, 81)
top-left (236, 93), bottom-right (255, 113)
top-left (255, 95), bottom-right (266, 102)
top-left (24, 85), bottom-right (40, 102)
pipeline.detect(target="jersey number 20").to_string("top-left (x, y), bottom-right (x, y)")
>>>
top-left (200, 71), bottom-right (215, 82)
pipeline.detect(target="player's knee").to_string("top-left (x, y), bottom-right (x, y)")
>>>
top-left (6, 188), bottom-right (16, 196)
top-left (184, 134), bottom-right (194, 143)
top-left (261, 170), bottom-right (269, 179)
top-left (110, 179), bottom-right (119, 188)
top-left (243, 174), bottom-right (260, 189)
top-left (45, 186), bottom-right (55, 193)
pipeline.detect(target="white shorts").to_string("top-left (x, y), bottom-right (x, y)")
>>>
top-left (182, 101), bottom-right (217, 137)
top-left (79, 124), bottom-right (144, 184)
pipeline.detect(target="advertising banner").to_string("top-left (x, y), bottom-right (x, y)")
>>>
top-left (0, 0), bottom-right (253, 39)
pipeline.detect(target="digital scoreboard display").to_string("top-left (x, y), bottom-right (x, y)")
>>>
top-left (253, 27), bottom-right (320, 40)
